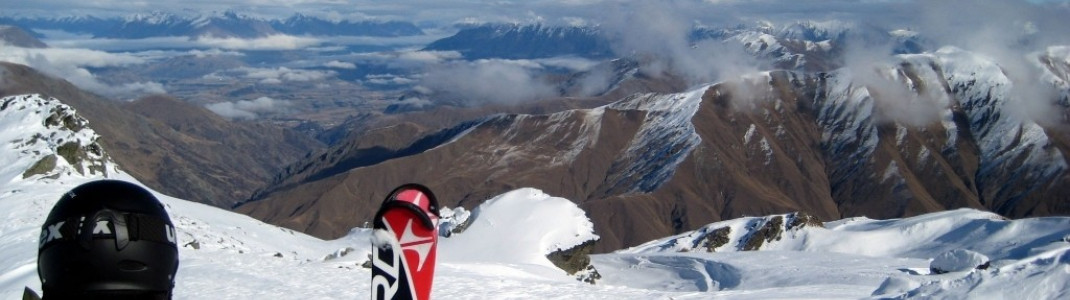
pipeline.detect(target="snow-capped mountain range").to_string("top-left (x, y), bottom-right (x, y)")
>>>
top-left (1, 93), bottom-right (1067, 298)
top-left (422, 20), bottom-right (924, 68)
top-left (238, 43), bottom-right (1070, 254)
top-left (0, 11), bottom-right (423, 39)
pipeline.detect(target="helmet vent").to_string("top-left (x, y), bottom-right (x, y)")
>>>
top-left (118, 260), bottom-right (148, 272)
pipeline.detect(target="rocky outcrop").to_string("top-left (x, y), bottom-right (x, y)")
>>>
top-left (2, 94), bottom-right (117, 180)
top-left (546, 240), bottom-right (601, 284)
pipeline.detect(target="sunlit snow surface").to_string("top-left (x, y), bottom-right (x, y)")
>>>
top-left (2, 93), bottom-right (1069, 299)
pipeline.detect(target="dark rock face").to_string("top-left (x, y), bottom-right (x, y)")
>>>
top-left (742, 216), bottom-right (784, 251)
top-left (546, 240), bottom-right (597, 274)
top-left (546, 240), bottom-right (600, 284)
top-left (698, 227), bottom-right (731, 252)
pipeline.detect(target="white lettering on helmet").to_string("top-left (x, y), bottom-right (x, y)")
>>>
top-left (93, 220), bottom-right (112, 235)
top-left (39, 221), bottom-right (66, 248)
top-left (166, 224), bottom-right (176, 244)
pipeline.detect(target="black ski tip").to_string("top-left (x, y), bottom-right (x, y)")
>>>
top-left (23, 287), bottom-right (41, 300)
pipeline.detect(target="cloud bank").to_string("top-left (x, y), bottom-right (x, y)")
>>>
top-left (324, 60), bottom-right (356, 69)
top-left (0, 45), bottom-right (166, 98)
top-left (194, 35), bottom-right (322, 51)
top-left (418, 59), bottom-right (559, 105)
top-left (207, 67), bottom-right (337, 84)
top-left (910, 0), bottom-right (1070, 125)
top-left (204, 96), bottom-right (291, 120)
top-left (599, 0), bottom-right (762, 85)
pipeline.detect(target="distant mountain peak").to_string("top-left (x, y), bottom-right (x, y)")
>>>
top-left (423, 22), bottom-right (612, 59)
top-left (0, 25), bottom-right (47, 48)
top-left (123, 10), bottom-right (182, 24)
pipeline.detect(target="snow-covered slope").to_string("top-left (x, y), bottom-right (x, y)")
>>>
top-left (440, 188), bottom-right (598, 268)
top-left (600, 209), bottom-right (1070, 298)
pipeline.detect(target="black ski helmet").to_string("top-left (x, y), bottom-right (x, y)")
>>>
top-left (38, 180), bottom-right (179, 299)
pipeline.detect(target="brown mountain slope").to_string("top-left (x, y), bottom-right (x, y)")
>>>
top-left (235, 80), bottom-right (837, 251)
top-left (0, 62), bottom-right (324, 207)
top-left (237, 50), bottom-right (1070, 252)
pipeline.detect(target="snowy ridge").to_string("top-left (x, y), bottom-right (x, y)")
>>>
top-left (807, 46), bottom-right (1068, 203)
top-left (620, 212), bottom-right (820, 254)
top-left (1040, 46), bottom-right (1070, 104)
top-left (600, 209), bottom-right (1070, 297)
top-left (729, 31), bottom-right (810, 69)
top-left (122, 11), bottom-right (184, 26)
top-left (933, 47), bottom-right (1067, 202)
top-left (815, 69), bottom-right (880, 182)
top-left (0, 94), bottom-right (119, 182)
top-left (606, 85), bottom-right (706, 193)
top-left (776, 20), bottom-right (855, 42)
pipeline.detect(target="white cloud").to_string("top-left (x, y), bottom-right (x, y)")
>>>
top-left (41, 32), bottom-right (436, 53)
top-left (913, 0), bottom-right (1070, 125)
top-left (420, 59), bottom-right (559, 105)
top-left (0, 47), bottom-right (147, 67)
top-left (189, 48), bottom-right (246, 58)
top-left (533, 57), bottom-right (601, 72)
top-left (0, 45), bottom-right (166, 98)
top-left (194, 34), bottom-right (322, 51)
top-left (324, 60), bottom-right (356, 69)
top-left (237, 67), bottom-right (336, 84)
top-left (204, 96), bottom-right (291, 120)
top-left (394, 96), bottom-right (433, 108)
top-left (351, 50), bottom-right (464, 70)
top-left (44, 36), bottom-right (197, 52)
top-left (600, 0), bottom-right (761, 84)
top-left (365, 74), bottom-right (415, 85)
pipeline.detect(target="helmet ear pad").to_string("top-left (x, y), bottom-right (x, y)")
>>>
top-left (38, 180), bottom-right (179, 298)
